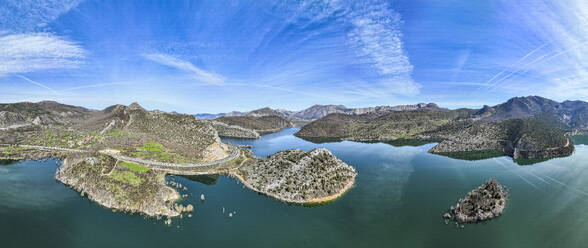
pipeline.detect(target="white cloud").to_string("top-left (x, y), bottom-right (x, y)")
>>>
top-left (316, 0), bottom-right (420, 97)
top-left (143, 53), bottom-right (225, 85)
top-left (0, 0), bottom-right (83, 31)
top-left (344, 1), bottom-right (420, 96)
top-left (0, 33), bottom-right (86, 75)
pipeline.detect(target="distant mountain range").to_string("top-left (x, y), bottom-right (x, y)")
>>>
top-left (472, 96), bottom-right (588, 130)
top-left (195, 103), bottom-right (445, 121)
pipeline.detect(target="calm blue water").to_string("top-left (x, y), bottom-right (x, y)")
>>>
top-left (2, 128), bottom-right (588, 247)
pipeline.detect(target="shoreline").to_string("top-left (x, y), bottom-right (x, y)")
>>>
top-left (230, 172), bottom-right (356, 205)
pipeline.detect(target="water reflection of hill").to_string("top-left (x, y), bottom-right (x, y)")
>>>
top-left (300, 137), bottom-right (439, 147)
top-left (182, 174), bottom-right (219, 185)
top-left (0, 160), bottom-right (17, 166)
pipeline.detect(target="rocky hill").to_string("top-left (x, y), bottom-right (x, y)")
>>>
top-left (244, 107), bottom-right (287, 118)
top-left (295, 109), bottom-right (472, 141)
top-left (0, 101), bottom-right (231, 163)
top-left (0, 101), bottom-right (92, 128)
top-left (214, 115), bottom-right (293, 134)
top-left (295, 96), bottom-right (582, 163)
top-left (0, 111), bottom-right (27, 129)
top-left (473, 96), bottom-right (588, 131)
top-left (290, 105), bottom-right (349, 120)
top-left (426, 115), bottom-right (573, 163)
top-left (474, 96), bottom-right (561, 122)
top-left (207, 120), bottom-right (260, 139)
top-left (234, 148), bottom-right (357, 204)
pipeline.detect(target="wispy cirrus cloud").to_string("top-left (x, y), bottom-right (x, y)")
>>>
top-left (488, 0), bottom-right (588, 99)
top-left (244, 0), bottom-right (419, 100)
top-left (142, 53), bottom-right (225, 85)
top-left (0, 0), bottom-right (83, 31)
top-left (0, 32), bottom-right (87, 75)
top-left (344, 1), bottom-right (420, 96)
top-left (300, 0), bottom-right (420, 97)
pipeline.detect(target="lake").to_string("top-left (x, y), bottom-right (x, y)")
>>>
top-left (2, 128), bottom-right (588, 247)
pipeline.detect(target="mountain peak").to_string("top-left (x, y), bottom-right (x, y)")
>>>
top-left (128, 102), bottom-right (145, 111)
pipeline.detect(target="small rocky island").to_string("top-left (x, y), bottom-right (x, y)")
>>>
top-left (233, 148), bottom-right (357, 204)
top-left (443, 178), bottom-right (509, 223)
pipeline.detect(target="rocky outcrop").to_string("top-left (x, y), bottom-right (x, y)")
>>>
top-left (208, 120), bottom-right (260, 139)
top-left (215, 115), bottom-right (293, 134)
top-left (444, 179), bottom-right (508, 223)
top-left (56, 154), bottom-right (180, 217)
top-left (0, 111), bottom-right (27, 129)
top-left (235, 148), bottom-right (357, 204)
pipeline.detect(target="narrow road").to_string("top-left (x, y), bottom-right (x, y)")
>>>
top-left (0, 143), bottom-right (240, 169)
top-left (103, 145), bottom-right (240, 168)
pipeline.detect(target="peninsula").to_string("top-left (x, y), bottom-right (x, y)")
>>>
top-left (232, 148), bottom-right (357, 204)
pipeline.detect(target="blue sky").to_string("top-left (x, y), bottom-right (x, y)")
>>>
top-left (0, 0), bottom-right (586, 113)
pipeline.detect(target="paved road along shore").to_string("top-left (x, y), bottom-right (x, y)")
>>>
top-left (0, 143), bottom-right (240, 169)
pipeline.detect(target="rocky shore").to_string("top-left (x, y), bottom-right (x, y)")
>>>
top-left (234, 148), bottom-right (357, 204)
top-left (428, 118), bottom-right (574, 163)
top-left (56, 153), bottom-right (181, 217)
top-left (443, 178), bottom-right (508, 223)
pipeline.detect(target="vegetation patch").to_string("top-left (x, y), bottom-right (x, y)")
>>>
top-left (109, 170), bottom-right (144, 187)
top-left (120, 161), bottom-right (149, 173)
top-left (124, 141), bottom-right (195, 163)
top-left (139, 142), bottom-right (164, 152)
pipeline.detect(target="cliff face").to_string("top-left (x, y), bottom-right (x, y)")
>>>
top-left (0, 111), bottom-right (27, 129)
top-left (0, 101), bottom-right (92, 129)
top-left (235, 148), bottom-right (357, 203)
top-left (56, 154), bottom-right (180, 217)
